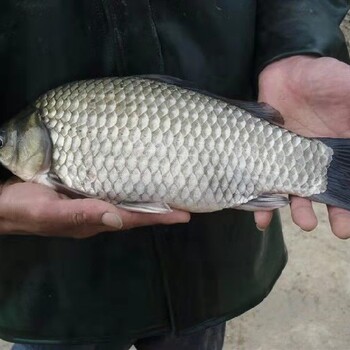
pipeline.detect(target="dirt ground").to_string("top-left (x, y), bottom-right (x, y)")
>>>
top-left (224, 204), bottom-right (350, 350)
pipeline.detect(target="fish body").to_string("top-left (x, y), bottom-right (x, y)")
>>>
top-left (0, 76), bottom-right (348, 213)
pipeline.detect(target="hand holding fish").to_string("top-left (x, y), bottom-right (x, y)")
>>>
top-left (0, 178), bottom-right (190, 238)
top-left (0, 72), bottom-right (349, 238)
top-left (257, 55), bottom-right (350, 239)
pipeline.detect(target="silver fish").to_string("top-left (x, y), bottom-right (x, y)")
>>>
top-left (0, 76), bottom-right (348, 213)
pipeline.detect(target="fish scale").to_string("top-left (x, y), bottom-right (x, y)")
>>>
top-left (32, 77), bottom-right (332, 212)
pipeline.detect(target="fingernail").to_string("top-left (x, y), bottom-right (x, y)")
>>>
top-left (102, 213), bottom-right (123, 229)
top-left (256, 225), bottom-right (265, 232)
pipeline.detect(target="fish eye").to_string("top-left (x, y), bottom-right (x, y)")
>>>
top-left (0, 132), bottom-right (6, 149)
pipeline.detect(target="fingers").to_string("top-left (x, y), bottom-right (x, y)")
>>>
top-left (0, 183), bottom-right (191, 238)
top-left (48, 198), bottom-right (190, 238)
top-left (254, 196), bottom-right (315, 232)
top-left (327, 206), bottom-right (350, 239)
top-left (253, 196), bottom-right (316, 233)
top-left (117, 209), bottom-right (191, 231)
top-left (290, 196), bottom-right (318, 231)
top-left (254, 211), bottom-right (273, 231)
top-left (54, 198), bottom-right (122, 229)
top-left (256, 197), bottom-right (350, 239)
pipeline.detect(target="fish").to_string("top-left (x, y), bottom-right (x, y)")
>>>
top-left (0, 75), bottom-right (349, 214)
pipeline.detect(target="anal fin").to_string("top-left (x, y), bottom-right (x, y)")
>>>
top-left (236, 194), bottom-right (289, 211)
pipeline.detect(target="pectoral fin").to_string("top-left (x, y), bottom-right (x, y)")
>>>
top-left (34, 172), bottom-right (94, 199)
top-left (236, 194), bottom-right (289, 211)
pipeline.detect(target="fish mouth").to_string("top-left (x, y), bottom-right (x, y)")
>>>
top-left (5, 129), bottom-right (19, 175)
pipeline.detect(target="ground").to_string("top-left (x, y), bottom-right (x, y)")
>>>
top-left (224, 204), bottom-right (350, 350)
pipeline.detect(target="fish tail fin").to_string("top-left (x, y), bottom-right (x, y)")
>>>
top-left (309, 138), bottom-right (350, 210)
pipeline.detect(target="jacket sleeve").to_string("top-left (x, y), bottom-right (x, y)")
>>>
top-left (256, 0), bottom-right (350, 74)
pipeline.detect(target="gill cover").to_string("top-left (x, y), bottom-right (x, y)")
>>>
top-left (0, 106), bottom-right (52, 181)
top-left (0, 106), bottom-right (94, 199)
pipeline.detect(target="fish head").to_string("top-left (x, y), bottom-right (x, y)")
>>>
top-left (0, 106), bottom-right (52, 181)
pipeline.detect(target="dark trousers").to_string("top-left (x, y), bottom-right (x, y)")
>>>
top-left (12, 323), bottom-right (226, 350)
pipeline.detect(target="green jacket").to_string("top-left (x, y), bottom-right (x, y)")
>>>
top-left (0, 0), bottom-right (349, 345)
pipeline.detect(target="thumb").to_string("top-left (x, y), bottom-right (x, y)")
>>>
top-left (55, 198), bottom-right (123, 230)
top-left (55, 198), bottom-right (191, 231)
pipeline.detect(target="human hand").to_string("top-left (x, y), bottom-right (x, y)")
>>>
top-left (256, 55), bottom-right (350, 239)
top-left (0, 177), bottom-right (190, 238)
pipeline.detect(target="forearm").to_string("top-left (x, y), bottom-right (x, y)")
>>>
top-left (256, 0), bottom-right (350, 74)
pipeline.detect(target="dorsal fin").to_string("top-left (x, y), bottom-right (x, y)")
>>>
top-left (230, 101), bottom-right (284, 125)
top-left (137, 74), bottom-right (284, 126)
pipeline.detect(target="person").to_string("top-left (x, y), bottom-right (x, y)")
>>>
top-left (0, 1), bottom-right (349, 349)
